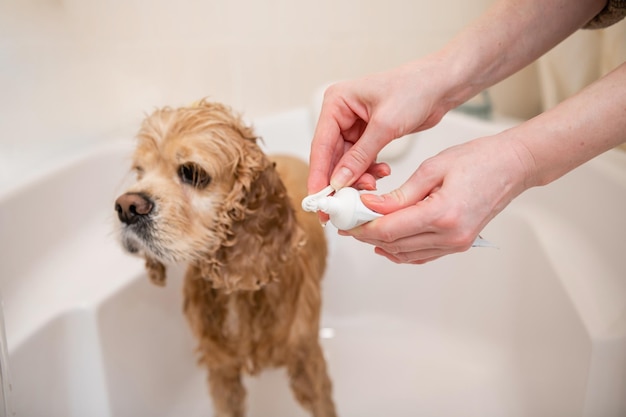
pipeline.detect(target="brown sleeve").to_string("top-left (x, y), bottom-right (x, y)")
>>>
top-left (584, 0), bottom-right (626, 29)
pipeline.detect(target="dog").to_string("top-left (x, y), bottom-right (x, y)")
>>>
top-left (114, 100), bottom-right (336, 417)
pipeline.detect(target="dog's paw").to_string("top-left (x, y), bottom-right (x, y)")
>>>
top-left (145, 257), bottom-right (167, 286)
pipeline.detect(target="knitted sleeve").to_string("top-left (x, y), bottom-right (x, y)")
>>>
top-left (584, 0), bottom-right (626, 29)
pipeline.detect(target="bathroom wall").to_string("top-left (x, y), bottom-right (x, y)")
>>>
top-left (0, 0), bottom-right (543, 154)
top-left (537, 20), bottom-right (626, 152)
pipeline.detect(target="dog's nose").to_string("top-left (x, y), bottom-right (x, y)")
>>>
top-left (115, 192), bottom-right (154, 225)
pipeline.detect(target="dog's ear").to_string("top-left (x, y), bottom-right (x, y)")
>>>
top-left (145, 257), bottom-right (167, 286)
top-left (224, 138), bottom-right (270, 222)
top-left (228, 140), bottom-right (295, 240)
top-left (202, 142), bottom-right (301, 291)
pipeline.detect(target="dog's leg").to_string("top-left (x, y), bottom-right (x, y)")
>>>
top-left (208, 365), bottom-right (246, 417)
top-left (287, 341), bottom-right (337, 417)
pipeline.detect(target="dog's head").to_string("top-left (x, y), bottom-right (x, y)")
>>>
top-left (115, 101), bottom-right (300, 290)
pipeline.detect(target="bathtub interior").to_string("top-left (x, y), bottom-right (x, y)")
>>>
top-left (1, 108), bottom-right (625, 417)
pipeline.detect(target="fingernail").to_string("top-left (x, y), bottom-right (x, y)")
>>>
top-left (361, 193), bottom-right (384, 203)
top-left (330, 167), bottom-right (353, 190)
top-left (355, 182), bottom-right (375, 191)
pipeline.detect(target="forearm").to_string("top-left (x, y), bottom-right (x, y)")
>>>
top-left (507, 62), bottom-right (626, 188)
top-left (423, 0), bottom-right (607, 111)
top-left (307, 0), bottom-right (610, 193)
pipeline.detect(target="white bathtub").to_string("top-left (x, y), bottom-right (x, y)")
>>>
top-left (1, 107), bottom-right (625, 417)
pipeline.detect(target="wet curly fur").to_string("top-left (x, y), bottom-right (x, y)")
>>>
top-left (114, 100), bottom-right (336, 417)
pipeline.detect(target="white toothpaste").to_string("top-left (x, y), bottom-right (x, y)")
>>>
top-left (302, 186), bottom-right (382, 230)
top-left (302, 185), bottom-right (497, 248)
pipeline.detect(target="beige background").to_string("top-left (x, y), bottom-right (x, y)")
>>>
top-left (0, 0), bottom-right (623, 151)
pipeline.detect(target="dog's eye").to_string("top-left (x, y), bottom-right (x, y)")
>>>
top-left (178, 163), bottom-right (211, 188)
top-left (133, 165), bottom-right (144, 179)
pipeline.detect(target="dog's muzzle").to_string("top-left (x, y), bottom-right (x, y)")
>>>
top-left (115, 192), bottom-right (170, 260)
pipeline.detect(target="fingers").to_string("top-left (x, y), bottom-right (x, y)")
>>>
top-left (307, 84), bottom-right (354, 193)
top-left (308, 95), bottom-right (393, 193)
top-left (311, 127), bottom-right (526, 265)
top-left (360, 162), bottom-right (442, 214)
top-left (374, 247), bottom-right (443, 265)
top-left (368, 161), bottom-right (392, 180)
top-left (329, 119), bottom-right (395, 189)
top-left (368, 228), bottom-right (472, 264)
top-left (345, 215), bottom-right (473, 264)
top-left (341, 183), bottom-right (477, 264)
top-left (307, 114), bottom-right (344, 194)
top-left (308, 151), bottom-right (390, 193)
top-left (353, 162), bottom-right (391, 191)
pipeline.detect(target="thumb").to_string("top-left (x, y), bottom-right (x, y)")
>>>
top-left (361, 172), bottom-right (442, 215)
top-left (329, 121), bottom-right (392, 189)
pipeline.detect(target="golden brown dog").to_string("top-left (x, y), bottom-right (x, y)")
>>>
top-left (114, 100), bottom-right (336, 417)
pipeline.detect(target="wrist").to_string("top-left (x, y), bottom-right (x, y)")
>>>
top-left (420, 44), bottom-right (495, 115)
top-left (395, 51), bottom-right (481, 124)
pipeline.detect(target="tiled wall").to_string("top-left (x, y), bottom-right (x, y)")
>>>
top-left (1, 0), bottom-right (541, 150)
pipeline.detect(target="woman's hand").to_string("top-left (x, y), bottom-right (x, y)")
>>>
top-left (341, 135), bottom-right (535, 264)
top-left (307, 62), bottom-right (453, 195)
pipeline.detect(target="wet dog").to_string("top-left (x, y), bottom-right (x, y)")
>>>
top-left (114, 100), bottom-right (336, 417)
